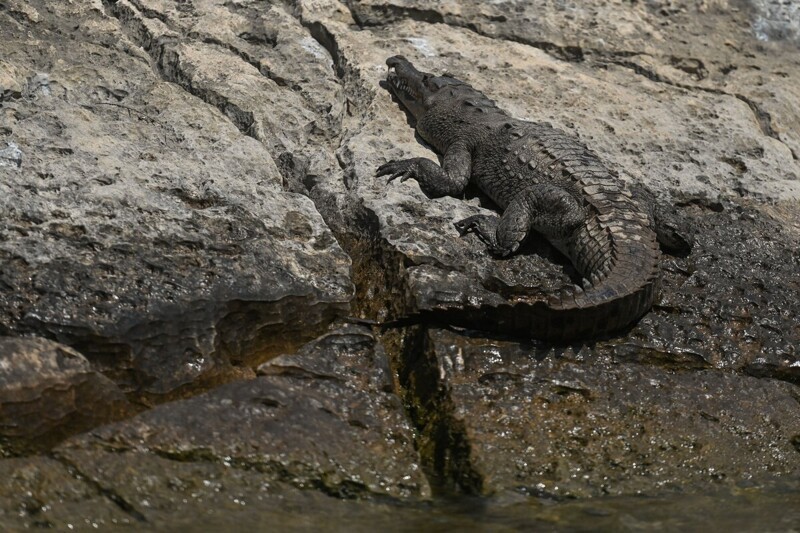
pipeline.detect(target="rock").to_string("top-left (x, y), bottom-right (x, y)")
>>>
top-left (55, 325), bottom-right (430, 502)
top-left (0, 456), bottom-right (133, 529)
top-left (614, 202), bottom-right (800, 380)
top-left (404, 328), bottom-right (800, 498)
top-left (0, 337), bottom-right (134, 454)
top-left (106, 0), bottom-right (354, 225)
top-left (0, 142), bottom-right (22, 169)
top-left (0, 453), bottom-right (427, 530)
top-left (0, 0), bottom-right (353, 401)
top-left (0, 0), bottom-right (799, 524)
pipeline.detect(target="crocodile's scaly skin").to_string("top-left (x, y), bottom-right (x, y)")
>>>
top-left (377, 56), bottom-right (692, 340)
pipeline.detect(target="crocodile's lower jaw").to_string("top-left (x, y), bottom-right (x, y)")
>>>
top-left (387, 72), bottom-right (421, 102)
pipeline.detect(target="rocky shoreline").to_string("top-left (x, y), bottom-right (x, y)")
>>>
top-left (1, 0), bottom-right (799, 528)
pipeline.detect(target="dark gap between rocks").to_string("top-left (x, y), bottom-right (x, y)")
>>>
top-left (323, 203), bottom-right (483, 495)
top-left (386, 325), bottom-right (484, 495)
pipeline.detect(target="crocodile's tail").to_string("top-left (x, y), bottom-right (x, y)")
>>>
top-left (435, 214), bottom-right (662, 341)
top-left (542, 209), bottom-right (662, 339)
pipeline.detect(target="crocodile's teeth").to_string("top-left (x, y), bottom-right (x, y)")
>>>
top-left (582, 277), bottom-right (592, 288)
top-left (590, 272), bottom-right (601, 286)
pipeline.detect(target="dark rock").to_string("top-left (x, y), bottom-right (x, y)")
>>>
top-left (404, 327), bottom-right (800, 498)
top-left (0, 337), bottom-right (134, 455)
top-left (0, 452), bottom-right (798, 530)
top-left (0, 456), bottom-right (133, 529)
top-left (614, 202), bottom-right (800, 380)
top-left (55, 325), bottom-right (430, 502)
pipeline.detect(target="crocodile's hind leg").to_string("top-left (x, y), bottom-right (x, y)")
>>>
top-left (630, 184), bottom-right (694, 255)
top-left (455, 184), bottom-right (584, 257)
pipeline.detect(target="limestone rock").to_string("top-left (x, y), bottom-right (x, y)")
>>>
top-left (0, 0), bottom-right (352, 400)
top-left (347, 0), bottom-right (800, 178)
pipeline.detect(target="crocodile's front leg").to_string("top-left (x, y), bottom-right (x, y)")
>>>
top-left (455, 184), bottom-right (584, 257)
top-left (375, 142), bottom-right (471, 198)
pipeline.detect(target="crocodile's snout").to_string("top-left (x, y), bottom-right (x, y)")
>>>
top-left (386, 56), bottom-right (422, 89)
top-left (385, 55), bottom-right (429, 118)
top-left (386, 55), bottom-right (409, 69)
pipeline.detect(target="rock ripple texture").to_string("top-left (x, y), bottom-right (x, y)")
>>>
top-left (0, 337), bottom-right (133, 454)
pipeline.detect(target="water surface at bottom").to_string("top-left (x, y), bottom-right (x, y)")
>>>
top-left (165, 485), bottom-right (800, 532)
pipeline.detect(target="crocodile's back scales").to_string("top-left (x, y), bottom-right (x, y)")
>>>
top-left (469, 121), bottom-right (661, 339)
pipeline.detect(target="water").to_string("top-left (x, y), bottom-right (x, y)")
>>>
top-left (164, 484), bottom-right (800, 532)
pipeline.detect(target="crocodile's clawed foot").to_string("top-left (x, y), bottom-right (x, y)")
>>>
top-left (454, 214), bottom-right (515, 256)
top-left (454, 215), bottom-right (481, 236)
top-left (376, 159), bottom-right (418, 183)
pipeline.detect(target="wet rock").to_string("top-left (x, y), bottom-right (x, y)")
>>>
top-left (1, 452), bottom-right (427, 530)
top-left (0, 0), bottom-right (352, 400)
top-left (615, 202), bottom-right (800, 380)
top-left (0, 337), bottom-right (134, 455)
top-left (405, 327), bottom-right (800, 498)
top-left (55, 325), bottom-right (430, 502)
top-left (0, 452), bottom-right (798, 530)
top-left (0, 452), bottom-right (423, 530)
top-left (0, 456), bottom-right (133, 529)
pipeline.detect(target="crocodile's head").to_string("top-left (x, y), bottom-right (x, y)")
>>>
top-left (385, 55), bottom-right (461, 120)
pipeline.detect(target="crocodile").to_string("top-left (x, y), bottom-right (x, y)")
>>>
top-left (376, 55), bottom-right (693, 340)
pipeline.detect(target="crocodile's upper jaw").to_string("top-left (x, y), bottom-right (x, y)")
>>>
top-left (386, 55), bottom-right (434, 120)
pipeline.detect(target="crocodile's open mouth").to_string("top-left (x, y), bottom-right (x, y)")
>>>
top-left (385, 56), bottom-right (431, 119)
top-left (387, 66), bottom-right (423, 102)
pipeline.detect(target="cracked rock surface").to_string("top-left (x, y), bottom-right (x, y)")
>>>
top-left (46, 326), bottom-right (428, 524)
top-left (1, 0), bottom-right (799, 528)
